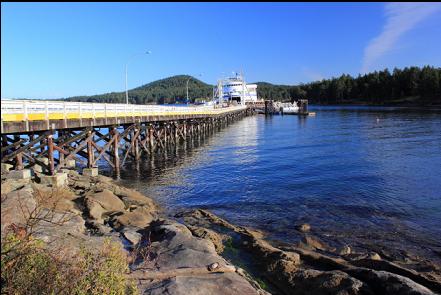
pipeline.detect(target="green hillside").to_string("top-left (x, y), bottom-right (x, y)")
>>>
top-left (66, 75), bottom-right (213, 104)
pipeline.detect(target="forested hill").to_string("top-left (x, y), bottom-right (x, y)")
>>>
top-left (65, 75), bottom-right (212, 104)
top-left (64, 66), bottom-right (441, 106)
top-left (257, 66), bottom-right (441, 106)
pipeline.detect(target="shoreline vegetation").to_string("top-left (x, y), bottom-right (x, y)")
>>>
top-left (2, 168), bottom-right (440, 294)
top-left (57, 65), bottom-right (441, 108)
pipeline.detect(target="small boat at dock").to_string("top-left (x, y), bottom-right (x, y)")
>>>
top-left (280, 101), bottom-right (300, 114)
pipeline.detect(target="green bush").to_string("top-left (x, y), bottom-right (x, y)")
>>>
top-left (72, 239), bottom-right (138, 295)
top-left (1, 232), bottom-right (63, 294)
top-left (1, 232), bottom-right (138, 295)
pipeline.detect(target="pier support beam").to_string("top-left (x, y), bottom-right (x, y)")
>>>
top-left (112, 128), bottom-right (120, 174)
top-left (47, 134), bottom-right (55, 175)
top-left (86, 131), bottom-right (94, 168)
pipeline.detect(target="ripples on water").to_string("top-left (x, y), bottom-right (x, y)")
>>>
top-left (109, 106), bottom-right (441, 261)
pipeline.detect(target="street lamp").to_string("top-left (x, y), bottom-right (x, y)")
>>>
top-left (125, 50), bottom-right (151, 104)
top-left (186, 73), bottom-right (202, 104)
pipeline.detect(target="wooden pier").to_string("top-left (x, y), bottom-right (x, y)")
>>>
top-left (1, 100), bottom-right (252, 176)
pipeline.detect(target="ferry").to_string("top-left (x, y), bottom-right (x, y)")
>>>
top-left (213, 72), bottom-right (258, 105)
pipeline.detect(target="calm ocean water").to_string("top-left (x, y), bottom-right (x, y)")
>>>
top-left (110, 106), bottom-right (441, 261)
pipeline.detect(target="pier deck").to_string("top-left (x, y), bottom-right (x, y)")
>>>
top-left (1, 100), bottom-right (247, 134)
top-left (1, 100), bottom-right (251, 175)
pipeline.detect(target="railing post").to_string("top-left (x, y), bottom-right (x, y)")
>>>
top-left (45, 101), bottom-right (49, 130)
top-left (92, 103), bottom-right (96, 126)
top-left (104, 103), bottom-right (108, 125)
top-left (79, 102), bottom-right (83, 127)
top-left (23, 101), bottom-right (29, 132)
top-left (63, 102), bottom-right (67, 128)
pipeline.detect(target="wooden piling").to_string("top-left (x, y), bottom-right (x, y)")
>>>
top-left (47, 134), bottom-right (55, 175)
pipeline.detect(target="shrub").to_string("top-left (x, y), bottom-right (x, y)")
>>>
top-left (1, 232), bottom-right (138, 295)
top-left (1, 231), bottom-right (63, 294)
top-left (1, 185), bottom-right (138, 295)
top-left (72, 239), bottom-right (138, 295)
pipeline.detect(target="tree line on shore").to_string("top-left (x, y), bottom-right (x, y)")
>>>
top-left (258, 65), bottom-right (441, 106)
top-left (65, 66), bottom-right (441, 106)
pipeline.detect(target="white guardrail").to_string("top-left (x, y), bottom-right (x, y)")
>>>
top-left (1, 100), bottom-right (246, 122)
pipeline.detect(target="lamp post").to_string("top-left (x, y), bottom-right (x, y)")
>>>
top-left (125, 50), bottom-right (151, 104)
top-left (186, 73), bottom-right (202, 104)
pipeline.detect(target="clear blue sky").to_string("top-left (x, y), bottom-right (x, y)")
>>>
top-left (2, 2), bottom-right (441, 99)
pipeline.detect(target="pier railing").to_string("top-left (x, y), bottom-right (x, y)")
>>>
top-left (1, 100), bottom-right (245, 122)
top-left (1, 100), bottom-right (247, 133)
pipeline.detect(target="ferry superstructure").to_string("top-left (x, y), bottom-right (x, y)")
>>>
top-left (213, 73), bottom-right (258, 105)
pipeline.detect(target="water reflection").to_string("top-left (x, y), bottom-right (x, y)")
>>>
top-left (105, 107), bottom-right (441, 264)
top-left (230, 117), bottom-right (259, 165)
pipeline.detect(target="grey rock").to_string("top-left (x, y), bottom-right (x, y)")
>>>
top-left (33, 211), bottom-right (86, 243)
top-left (86, 189), bottom-right (125, 212)
top-left (339, 245), bottom-right (352, 256)
top-left (142, 272), bottom-right (259, 295)
top-left (151, 221), bottom-right (221, 270)
top-left (87, 220), bottom-right (113, 235)
top-left (208, 262), bottom-right (219, 271)
top-left (1, 188), bottom-right (37, 235)
top-left (300, 235), bottom-right (334, 252)
top-left (369, 252), bottom-right (381, 261)
top-left (295, 223), bottom-right (311, 233)
top-left (135, 220), bottom-right (260, 294)
top-left (122, 228), bottom-right (143, 245)
top-left (113, 186), bottom-right (158, 209)
top-left (348, 269), bottom-right (435, 295)
top-left (1, 178), bottom-right (31, 195)
top-left (274, 269), bottom-right (365, 295)
top-left (188, 225), bottom-right (225, 253)
top-left (111, 206), bottom-right (155, 231)
top-left (86, 201), bottom-right (106, 224)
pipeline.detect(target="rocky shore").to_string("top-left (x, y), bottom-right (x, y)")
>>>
top-left (1, 168), bottom-right (440, 294)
